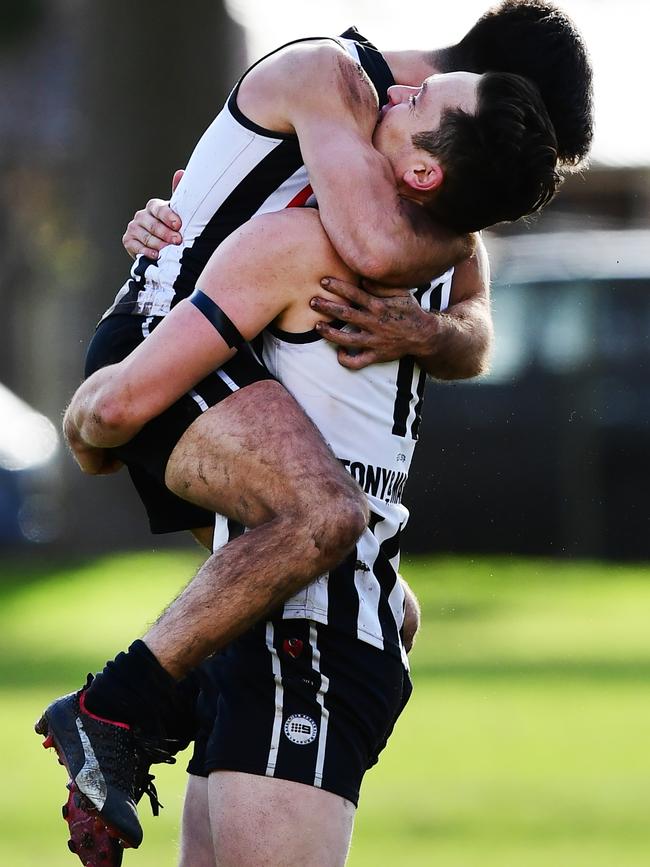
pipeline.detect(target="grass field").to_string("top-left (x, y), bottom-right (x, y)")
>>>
top-left (2, 550), bottom-right (650, 866)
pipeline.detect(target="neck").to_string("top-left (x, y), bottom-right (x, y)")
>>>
top-left (380, 49), bottom-right (442, 86)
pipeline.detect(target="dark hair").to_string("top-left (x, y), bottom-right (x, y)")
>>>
top-left (414, 71), bottom-right (561, 234)
top-left (435, 0), bottom-right (593, 168)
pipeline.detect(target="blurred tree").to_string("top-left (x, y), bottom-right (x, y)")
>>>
top-left (0, 0), bottom-right (245, 550)
top-left (67, 0), bottom-right (246, 549)
top-left (0, 0), bottom-right (44, 46)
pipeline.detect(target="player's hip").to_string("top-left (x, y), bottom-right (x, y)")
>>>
top-left (188, 617), bottom-right (412, 805)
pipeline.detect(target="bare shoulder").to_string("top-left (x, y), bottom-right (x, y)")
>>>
top-left (253, 209), bottom-right (355, 279)
top-left (222, 209), bottom-right (355, 282)
top-left (238, 39), bottom-right (379, 133)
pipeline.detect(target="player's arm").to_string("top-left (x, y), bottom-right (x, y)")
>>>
top-left (412, 234), bottom-right (492, 379)
top-left (310, 235), bottom-right (492, 379)
top-left (239, 41), bottom-right (472, 286)
top-left (65, 210), bottom-right (350, 459)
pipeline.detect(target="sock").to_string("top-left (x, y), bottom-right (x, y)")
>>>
top-left (83, 640), bottom-right (184, 736)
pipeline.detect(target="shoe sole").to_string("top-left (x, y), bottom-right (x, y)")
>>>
top-left (35, 714), bottom-right (136, 853)
top-left (62, 784), bottom-right (124, 866)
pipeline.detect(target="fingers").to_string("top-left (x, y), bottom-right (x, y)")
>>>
top-left (315, 322), bottom-right (371, 347)
top-left (319, 277), bottom-right (370, 306)
top-left (122, 200), bottom-right (182, 259)
top-left (96, 456), bottom-right (124, 475)
top-left (336, 346), bottom-right (377, 369)
top-left (74, 449), bottom-right (123, 475)
top-left (147, 197), bottom-right (182, 230)
top-left (171, 168), bottom-right (185, 194)
top-left (310, 297), bottom-right (373, 327)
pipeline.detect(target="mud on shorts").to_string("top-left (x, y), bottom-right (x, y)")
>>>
top-left (84, 313), bottom-right (272, 534)
top-left (187, 617), bottom-right (413, 806)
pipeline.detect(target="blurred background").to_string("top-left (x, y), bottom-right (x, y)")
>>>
top-left (1, 1), bottom-right (649, 865)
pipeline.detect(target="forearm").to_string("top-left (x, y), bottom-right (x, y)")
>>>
top-left (412, 296), bottom-right (493, 381)
top-left (315, 173), bottom-right (471, 287)
top-left (298, 118), bottom-right (472, 285)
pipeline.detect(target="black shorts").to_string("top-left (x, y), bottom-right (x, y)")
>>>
top-left (85, 314), bottom-right (272, 534)
top-left (187, 618), bottom-right (412, 807)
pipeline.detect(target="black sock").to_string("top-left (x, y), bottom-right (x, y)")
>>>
top-left (84, 640), bottom-right (182, 735)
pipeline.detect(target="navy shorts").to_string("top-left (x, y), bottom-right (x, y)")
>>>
top-left (84, 314), bottom-right (272, 534)
top-left (187, 618), bottom-right (412, 806)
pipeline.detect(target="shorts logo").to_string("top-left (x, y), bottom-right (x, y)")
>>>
top-left (283, 714), bottom-right (318, 745)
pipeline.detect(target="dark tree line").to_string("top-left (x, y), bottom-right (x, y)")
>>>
top-left (1, 0), bottom-right (245, 550)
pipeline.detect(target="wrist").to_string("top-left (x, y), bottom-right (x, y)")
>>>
top-left (411, 308), bottom-right (442, 360)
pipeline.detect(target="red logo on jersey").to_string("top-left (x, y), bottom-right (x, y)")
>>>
top-left (283, 638), bottom-right (304, 659)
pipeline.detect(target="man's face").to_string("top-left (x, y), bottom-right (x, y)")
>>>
top-left (374, 72), bottom-right (481, 188)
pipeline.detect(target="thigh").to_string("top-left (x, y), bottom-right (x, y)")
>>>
top-left (208, 771), bottom-right (355, 867)
top-left (165, 379), bottom-right (361, 527)
top-left (179, 775), bottom-right (215, 867)
top-left (85, 314), bottom-right (274, 534)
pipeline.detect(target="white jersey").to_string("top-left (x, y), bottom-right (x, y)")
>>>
top-left (102, 29), bottom-right (394, 320)
top-left (261, 272), bottom-right (454, 664)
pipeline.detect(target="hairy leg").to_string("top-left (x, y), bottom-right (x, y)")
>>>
top-left (145, 380), bottom-right (368, 679)
top-left (179, 775), bottom-right (214, 867)
top-left (208, 772), bottom-right (355, 867)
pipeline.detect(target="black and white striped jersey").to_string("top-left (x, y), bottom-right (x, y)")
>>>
top-left (102, 28), bottom-right (394, 320)
top-left (261, 271), bottom-right (454, 665)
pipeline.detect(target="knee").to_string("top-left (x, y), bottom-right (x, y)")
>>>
top-left (308, 484), bottom-right (369, 570)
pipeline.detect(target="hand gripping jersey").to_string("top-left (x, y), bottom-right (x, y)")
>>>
top-left (259, 273), bottom-right (454, 665)
top-left (103, 28), bottom-right (394, 320)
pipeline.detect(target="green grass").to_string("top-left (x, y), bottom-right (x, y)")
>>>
top-left (2, 551), bottom-right (650, 866)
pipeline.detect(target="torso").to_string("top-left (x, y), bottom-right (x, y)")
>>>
top-left (102, 29), bottom-right (394, 321)
top-left (260, 271), bottom-right (454, 664)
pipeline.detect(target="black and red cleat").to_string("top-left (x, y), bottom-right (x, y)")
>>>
top-left (35, 677), bottom-right (144, 849)
top-left (36, 676), bottom-right (173, 855)
top-left (62, 784), bottom-right (124, 866)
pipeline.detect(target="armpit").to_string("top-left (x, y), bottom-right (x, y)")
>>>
top-left (335, 53), bottom-right (379, 115)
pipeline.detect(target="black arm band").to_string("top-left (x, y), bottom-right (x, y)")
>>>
top-left (188, 289), bottom-right (245, 349)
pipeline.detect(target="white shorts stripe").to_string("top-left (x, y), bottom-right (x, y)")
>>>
top-left (308, 623), bottom-right (330, 788)
top-left (141, 315), bottom-right (154, 338)
top-left (216, 368), bottom-right (240, 392)
top-left (212, 515), bottom-right (229, 553)
top-left (265, 622), bottom-right (284, 776)
top-left (188, 388), bottom-right (209, 412)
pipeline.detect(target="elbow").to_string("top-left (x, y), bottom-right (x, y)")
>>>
top-left (461, 339), bottom-right (493, 380)
top-left (348, 250), bottom-right (394, 283)
top-left (456, 315), bottom-right (494, 380)
top-left (358, 254), bottom-right (397, 284)
top-left (83, 389), bottom-right (140, 447)
top-left (433, 332), bottom-right (493, 382)
top-left (340, 236), bottom-right (399, 284)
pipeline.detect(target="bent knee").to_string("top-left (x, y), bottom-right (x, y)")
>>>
top-left (309, 486), bottom-right (368, 569)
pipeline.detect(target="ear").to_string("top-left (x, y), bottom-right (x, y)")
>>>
top-left (402, 158), bottom-right (443, 194)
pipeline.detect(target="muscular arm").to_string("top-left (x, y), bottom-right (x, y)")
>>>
top-left (411, 234), bottom-right (492, 379)
top-left (66, 210), bottom-right (353, 453)
top-left (310, 235), bottom-right (492, 379)
top-left (238, 41), bottom-right (471, 285)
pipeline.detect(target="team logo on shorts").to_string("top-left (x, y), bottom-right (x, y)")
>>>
top-left (283, 714), bottom-right (318, 745)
